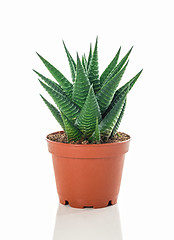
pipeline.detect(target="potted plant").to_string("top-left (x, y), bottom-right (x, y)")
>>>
top-left (34, 38), bottom-right (142, 208)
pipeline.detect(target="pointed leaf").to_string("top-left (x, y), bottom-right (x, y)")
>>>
top-left (111, 99), bottom-right (126, 137)
top-left (88, 38), bottom-right (100, 93)
top-left (92, 117), bottom-right (101, 143)
top-left (36, 52), bottom-right (73, 97)
top-left (88, 117), bottom-right (101, 143)
top-left (82, 54), bottom-right (87, 72)
top-left (114, 69), bottom-right (143, 98)
top-left (40, 95), bottom-right (65, 130)
top-left (96, 61), bottom-right (129, 114)
top-left (99, 87), bottom-right (129, 138)
top-left (72, 54), bottom-right (91, 108)
top-left (39, 80), bottom-right (80, 121)
top-left (33, 70), bottom-right (65, 95)
top-left (63, 41), bottom-right (76, 82)
top-left (75, 85), bottom-right (102, 137)
top-left (102, 46), bottom-right (133, 86)
top-left (94, 117), bottom-right (100, 142)
top-left (61, 112), bottom-right (82, 141)
top-left (100, 47), bottom-right (121, 85)
top-left (103, 69), bottom-right (143, 117)
top-left (87, 43), bottom-right (92, 70)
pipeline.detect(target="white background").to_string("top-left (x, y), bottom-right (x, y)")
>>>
top-left (0, 0), bottom-right (174, 239)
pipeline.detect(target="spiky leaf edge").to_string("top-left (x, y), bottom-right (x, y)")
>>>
top-left (99, 86), bottom-right (129, 138)
top-left (75, 85), bottom-right (102, 137)
top-left (100, 46), bottom-right (121, 85)
top-left (102, 46), bottom-right (133, 86)
top-left (96, 61), bottom-right (129, 114)
top-left (61, 112), bottom-right (82, 141)
top-left (62, 41), bottom-right (76, 82)
top-left (39, 80), bottom-right (80, 122)
top-left (36, 52), bottom-right (73, 97)
top-left (88, 37), bottom-right (100, 93)
top-left (40, 94), bottom-right (65, 130)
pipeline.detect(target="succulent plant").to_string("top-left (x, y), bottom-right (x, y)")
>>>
top-left (34, 38), bottom-right (142, 143)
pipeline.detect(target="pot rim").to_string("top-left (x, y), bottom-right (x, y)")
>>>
top-left (46, 131), bottom-right (131, 147)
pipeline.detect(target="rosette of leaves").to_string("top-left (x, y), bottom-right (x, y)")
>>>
top-left (34, 38), bottom-right (142, 143)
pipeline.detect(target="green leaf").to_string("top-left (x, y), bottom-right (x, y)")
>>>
top-left (61, 112), bottom-right (82, 141)
top-left (88, 117), bottom-right (101, 143)
top-left (99, 87), bottom-right (129, 138)
top-left (33, 70), bottom-right (65, 95)
top-left (104, 69), bottom-right (143, 117)
top-left (40, 94), bottom-right (65, 130)
top-left (102, 46), bottom-right (133, 86)
top-left (72, 54), bottom-right (91, 108)
top-left (36, 52), bottom-right (73, 97)
top-left (96, 61), bottom-right (129, 114)
top-left (111, 99), bottom-right (126, 137)
top-left (114, 69), bottom-right (143, 98)
top-left (93, 117), bottom-right (101, 143)
top-left (87, 43), bottom-right (92, 70)
top-left (75, 85), bottom-right (102, 137)
top-left (95, 117), bottom-right (100, 142)
top-left (100, 47), bottom-right (121, 85)
top-left (88, 37), bottom-right (100, 93)
top-left (82, 54), bottom-right (88, 72)
top-left (62, 41), bottom-right (76, 82)
top-left (39, 80), bottom-right (80, 121)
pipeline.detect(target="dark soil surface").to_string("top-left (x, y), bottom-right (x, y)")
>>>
top-left (47, 132), bottom-right (130, 144)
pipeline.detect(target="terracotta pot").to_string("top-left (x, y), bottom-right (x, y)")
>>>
top-left (47, 131), bottom-right (130, 209)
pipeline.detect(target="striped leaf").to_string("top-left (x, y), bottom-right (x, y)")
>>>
top-left (94, 117), bottom-right (100, 142)
top-left (102, 47), bottom-right (133, 86)
top-left (40, 95), bottom-right (65, 130)
top-left (111, 99), bottom-right (126, 137)
top-left (36, 52), bottom-right (73, 97)
top-left (39, 80), bottom-right (80, 121)
top-left (63, 41), bottom-right (76, 82)
top-left (82, 54), bottom-right (88, 72)
top-left (87, 43), bottom-right (92, 70)
top-left (100, 47), bottom-right (121, 85)
top-left (72, 54), bottom-right (91, 108)
top-left (114, 69), bottom-right (143, 99)
top-left (104, 69), bottom-right (143, 117)
top-left (88, 37), bottom-right (100, 93)
top-left (96, 61), bottom-right (129, 114)
top-left (75, 85), bottom-right (102, 137)
top-left (99, 87), bottom-right (129, 138)
top-left (88, 117), bottom-right (101, 143)
top-left (33, 70), bottom-right (65, 95)
top-left (61, 112), bottom-right (82, 141)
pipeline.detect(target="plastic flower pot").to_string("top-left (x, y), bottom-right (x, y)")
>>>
top-left (47, 131), bottom-right (130, 209)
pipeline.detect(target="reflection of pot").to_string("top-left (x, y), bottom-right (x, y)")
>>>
top-left (47, 131), bottom-right (130, 209)
top-left (53, 204), bottom-right (123, 240)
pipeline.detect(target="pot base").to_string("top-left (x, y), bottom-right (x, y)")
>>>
top-left (59, 198), bottom-right (117, 209)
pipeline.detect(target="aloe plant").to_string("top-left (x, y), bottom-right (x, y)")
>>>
top-left (34, 38), bottom-right (142, 143)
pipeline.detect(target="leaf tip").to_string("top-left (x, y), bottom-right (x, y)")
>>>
top-left (38, 79), bottom-right (44, 86)
top-left (39, 94), bottom-right (44, 99)
top-left (32, 69), bottom-right (37, 74)
top-left (130, 46), bottom-right (134, 52)
top-left (95, 36), bottom-right (98, 47)
top-left (76, 52), bottom-right (80, 62)
top-left (62, 40), bottom-right (66, 48)
top-left (36, 51), bottom-right (40, 57)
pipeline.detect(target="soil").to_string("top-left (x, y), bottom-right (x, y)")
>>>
top-left (47, 132), bottom-right (130, 144)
